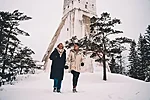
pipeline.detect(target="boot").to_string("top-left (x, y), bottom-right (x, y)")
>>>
top-left (73, 88), bottom-right (77, 93)
top-left (53, 87), bottom-right (57, 92)
top-left (57, 89), bottom-right (61, 93)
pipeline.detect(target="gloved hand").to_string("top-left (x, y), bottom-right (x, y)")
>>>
top-left (64, 66), bottom-right (69, 69)
top-left (81, 62), bottom-right (84, 66)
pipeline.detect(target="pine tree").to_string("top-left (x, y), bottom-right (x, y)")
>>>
top-left (66, 12), bottom-right (132, 80)
top-left (2, 10), bottom-right (31, 73)
top-left (145, 66), bottom-right (150, 82)
top-left (109, 54), bottom-right (119, 73)
top-left (0, 10), bottom-right (36, 85)
top-left (108, 37), bottom-right (132, 74)
top-left (144, 25), bottom-right (150, 63)
top-left (137, 34), bottom-right (147, 80)
top-left (128, 40), bottom-right (139, 78)
top-left (15, 47), bottom-right (35, 74)
top-left (143, 25), bottom-right (150, 81)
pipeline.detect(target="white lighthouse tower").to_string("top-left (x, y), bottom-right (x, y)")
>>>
top-left (42, 0), bottom-right (97, 72)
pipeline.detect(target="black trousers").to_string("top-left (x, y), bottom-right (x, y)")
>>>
top-left (71, 70), bottom-right (80, 88)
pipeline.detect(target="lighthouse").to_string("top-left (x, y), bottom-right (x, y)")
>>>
top-left (42, 0), bottom-right (97, 72)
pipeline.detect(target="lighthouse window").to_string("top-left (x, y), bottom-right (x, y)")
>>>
top-left (86, 2), bottom-right (88, 4)
top-left (67, 28), bottom-right (69, 31)
top-left (68, 5), bottom-right (69, 8)
top-left (72, 1), bottom-right (73, 4)
top-left (85, 5), bottom-right (87, 9)
top-left (78, 0), bottom-right (80, 3)
top-left (92, 4), bottom-right (94, 7)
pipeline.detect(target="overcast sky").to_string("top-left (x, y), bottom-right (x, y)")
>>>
top-left (0, 0), bottom-right (150, 61)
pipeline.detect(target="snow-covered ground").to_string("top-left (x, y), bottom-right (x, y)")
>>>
top-left (0, 71), bottom-right (150, 100)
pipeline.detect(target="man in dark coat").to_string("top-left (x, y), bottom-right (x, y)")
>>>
top-left (49, 43), bottom-right (68, 93)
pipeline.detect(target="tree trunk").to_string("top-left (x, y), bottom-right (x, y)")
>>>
top-left (20, 67), bottom-right (23, 74)
top-left (103, 51), bottom-right (107, 80)
top-left (102, 33), bottom-right (107, 81)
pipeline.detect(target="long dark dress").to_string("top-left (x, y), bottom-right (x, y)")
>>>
top-left (50, 48), bottom-right (66, 80)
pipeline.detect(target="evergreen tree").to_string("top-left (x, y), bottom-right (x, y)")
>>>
top-left (66, 12), bottom-right (132, 80)
top-left (145, 66), bottom-right (150, 82)
top-left (137, 34), bottom-right (147, 80)
top-left (128, 25), bottom-right (150, 82)
top-left (1, 10), bottom-right (31, 73)
top-left (0, 10), bottom-right (36, 85)
top-left (128, 40), bottom-right (139, 78)
top-left (108, 37), bottom-right (131, 74)
top-left (144, 25), bottom-right (150, 64)
top-left (15, 47), bottom-right (35, 74)
top-left (109, 54), bottom-right (119, 73)
top-left (143, 25), bottom-right (150, 81)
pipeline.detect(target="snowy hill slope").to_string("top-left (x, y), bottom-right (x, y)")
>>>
top-left (0, 71), bottom-right (150, 100)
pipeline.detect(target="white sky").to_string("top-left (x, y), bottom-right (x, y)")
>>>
top-left (0, 0), bottom-right (150, 61)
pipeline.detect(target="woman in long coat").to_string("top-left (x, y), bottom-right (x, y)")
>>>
top-left (50, 43), bottom-right (68, 93)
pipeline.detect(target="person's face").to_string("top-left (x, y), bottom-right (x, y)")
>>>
top-left (74, 44), bottom-right (79, 50)
top-left (58, 43), bottom-right (63, 49)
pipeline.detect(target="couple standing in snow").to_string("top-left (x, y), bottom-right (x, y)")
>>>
top-left (49, 43), bottom-right (84, 93)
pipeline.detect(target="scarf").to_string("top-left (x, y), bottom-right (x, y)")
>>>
top-left (56, 47), bottom-right (64, 57)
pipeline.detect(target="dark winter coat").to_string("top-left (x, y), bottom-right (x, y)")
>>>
top-left (50, 48), bottom-right (66, 80)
